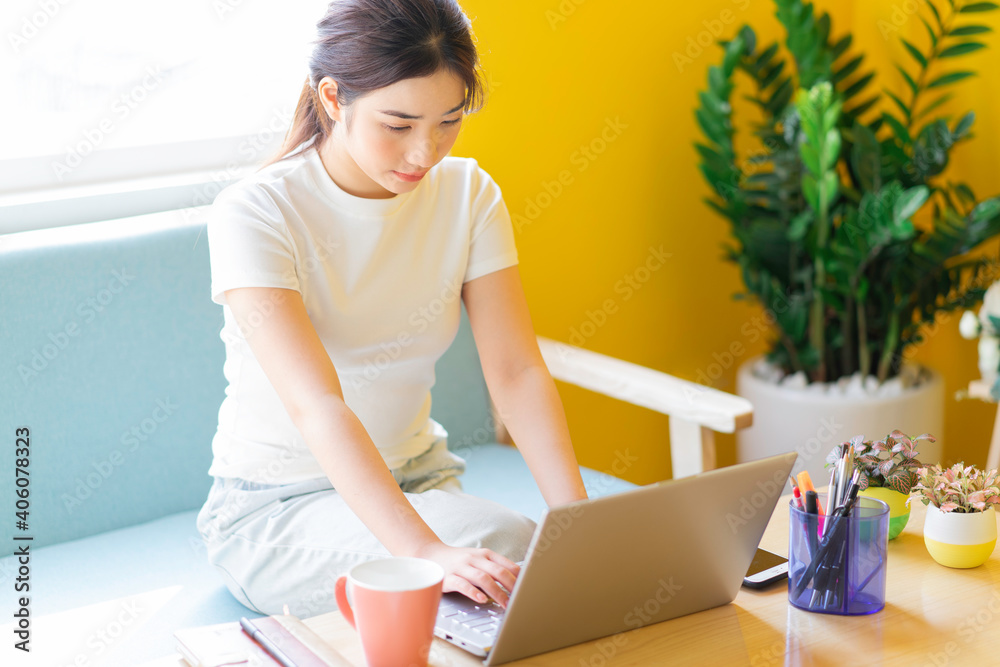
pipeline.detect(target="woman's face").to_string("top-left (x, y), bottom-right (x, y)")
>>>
top-left (317, 69), bottom-right (466, 199)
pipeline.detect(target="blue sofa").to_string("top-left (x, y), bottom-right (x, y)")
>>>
top-left (0, 209), bottom-right (637, 666)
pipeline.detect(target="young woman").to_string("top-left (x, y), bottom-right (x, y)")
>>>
top-left (196, 0), bottom-right (589, 619)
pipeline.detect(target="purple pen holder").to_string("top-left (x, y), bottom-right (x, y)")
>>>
top-left (788, 497), bottom-right (889, 615)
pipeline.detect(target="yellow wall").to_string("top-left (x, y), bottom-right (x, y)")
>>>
top-left (454, 0), bottom-right (1000, 485)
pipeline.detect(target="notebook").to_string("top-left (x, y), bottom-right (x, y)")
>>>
top-left (174, 613), bottom-right (351, 667)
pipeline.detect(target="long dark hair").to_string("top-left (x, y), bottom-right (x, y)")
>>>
top-left (259, 0), bottom-right (487, 172)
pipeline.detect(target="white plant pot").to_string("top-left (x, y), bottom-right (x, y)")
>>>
top-left (735, 356), bottom-right (944, 489)
top-left (924, 505), bottom-right (998, 568)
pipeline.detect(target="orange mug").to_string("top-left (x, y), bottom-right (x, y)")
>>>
top-left (334, 557), bottom-right (445, 667)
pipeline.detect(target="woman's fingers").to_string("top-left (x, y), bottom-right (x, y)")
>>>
top-left (474, 555), bottom-right (518, 593)
top-left (443, 573), bottom-right (491, 604)
top-left (434, 546), bottom-right (524, 608)
top-left (484, 549), bottom-right (520, 573)
top-left (443, 574), bottom-right (482, 600)
top-left (459, 565), bottom-right (513, 608)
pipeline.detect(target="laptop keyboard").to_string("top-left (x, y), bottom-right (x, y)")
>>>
top-left (437, 597), bottom-right (505, 640)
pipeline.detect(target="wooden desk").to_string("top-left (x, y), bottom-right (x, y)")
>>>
top-left (297, 496), bottom-right (1000, 667)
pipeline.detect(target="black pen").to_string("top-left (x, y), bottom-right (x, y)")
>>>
top-left (804, 490), bottom-right (818, 515)
top-left (240, 617), bottom-right (297, 667)
top-left (803, 490), bottom-right (820, 561)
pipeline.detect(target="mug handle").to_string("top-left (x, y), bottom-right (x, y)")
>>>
top-left (334, 575), bottom-right (355, 629)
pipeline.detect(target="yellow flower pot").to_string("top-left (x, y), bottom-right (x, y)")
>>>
top-left (858, 487), bottom-right (910, 540)
top-left (923, 505), bottom-right (998, 569)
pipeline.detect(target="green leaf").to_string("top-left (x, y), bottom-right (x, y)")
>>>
top-left (801, 141), bottom-right (820, 173)
top-left (842, 72), bottom-right (875, 100)
top-left (722, 38), bottom-right (745, 77)
top-left (882, 112), bottom-right (913, 145)
top-left (739, 25), bottom-right (757, 54)
top-left (798, 108), bottom-right (821, 142)
top-left (895, 64), bottom-right (919, 96)
top-left (886, 471), bottom-right (914, 494)
top-left (939, 41), bottom-right (987, 57)
top-left (949, 25), bottom-right (992, 35)
top-left (831, 34), bottom-right (852, 60)
top-left (920, 16), bottom-right (938, 49)
top-left (760, 61), bottom-right (786, 89)
top-left (912, 92), bottom-right (954, 123)
top-left (822, 128), bottom-right (841, 170)
top-left (822, 170), bottom-right (840, 203)
top-left (845, 94), bottom-right (880, 118)
top-left (695, 142), bottom-right (731, 173)
top-left (885, 90), bottom-right (910, 120)
top-left (928, 70), bottom-right (976, 88)
top-left (699, 90), bottom-right (731, 118)
top-left (708, 65), bottom-right (730, 97)
top-left (695, 107), bottom-right (730, 145)
top-left (971, 197), bottom-right (1000, 222)
top-left (822, 100), bottom-right (842, 131)
top-left (768, 78), bottom-right (793, 114)
top-left (755, 42), bottom-right (779, 69)
top-left (927, 0), bottom-right (944, 31)
top-left (788, 210), bottom-right (814, 241)
top-left (901, 38), bottom-right (929, 68)
top-left (954, 111), bottom-right (975, 138)
top-left (894, 186), bottom-right (930, 221)
top-left (803, 174), bottom-right (820, 211)
top-left (850, 120), bottom-right (882, 192)
top-left (960, 2), bottom-right (1000, 13)
top-left (832, 55), bottom-right (863, 84)
top-left (892, 218), bottom-right (916, 239)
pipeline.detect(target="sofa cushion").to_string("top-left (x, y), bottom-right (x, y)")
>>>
top-left (0, 443), bottom-right (636, 666)
top-left (0, 214), bottom-right (227, 552)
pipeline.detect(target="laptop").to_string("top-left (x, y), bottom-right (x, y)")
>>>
top-left (433, 451), bottom-right (797, 665)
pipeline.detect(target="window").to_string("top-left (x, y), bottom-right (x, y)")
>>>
top-left (1, 0), bottom-right (330, 233)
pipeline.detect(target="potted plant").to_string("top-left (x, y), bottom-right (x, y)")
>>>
top-left (693, 0), bottom-right (1000, 485)
top-left (826, 430), bottom-right (932, 540)
top-left (909, 462), bottom-right (1000, 568)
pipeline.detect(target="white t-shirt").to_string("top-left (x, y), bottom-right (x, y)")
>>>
top-left (205, 138), bottom-right (518, 484)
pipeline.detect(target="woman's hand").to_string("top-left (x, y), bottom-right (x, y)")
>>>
top-left (414, 541), bottom-right (521, 608)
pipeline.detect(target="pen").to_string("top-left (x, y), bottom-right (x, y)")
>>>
top-left (804, 490), bottom-right (818, 515)
top-left (799, 471), bottom-right (825, 535)
top-left (823, 468), bottom-right (838, 537)
top-left (804, 490), bottom-right (820, 558)
top-left (836, 455), bottom-right (847, 506)
top-left (240, 617), bottom-right (297, 667)
top-left (793, 503), bottom-right (848, 600)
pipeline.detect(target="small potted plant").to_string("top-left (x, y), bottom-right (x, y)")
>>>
top-left (909, 463), bottom-right (1000, 568)
top-left (825, 430), bottom-right (932, 540)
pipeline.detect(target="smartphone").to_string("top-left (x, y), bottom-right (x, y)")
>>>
top-left (742, 547), bottom-right (789, 589)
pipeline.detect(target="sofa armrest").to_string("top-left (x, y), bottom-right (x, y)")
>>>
top-left (531, 336), bottom-right (753, 479)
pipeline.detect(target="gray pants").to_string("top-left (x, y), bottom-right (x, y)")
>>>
top-left (195, 437), bottom-right (538, 618)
